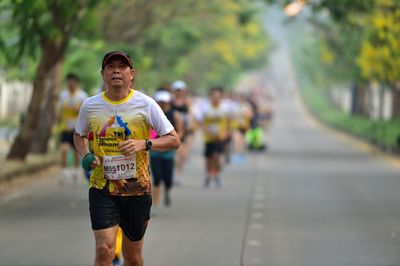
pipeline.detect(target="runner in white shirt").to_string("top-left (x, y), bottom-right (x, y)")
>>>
top-left (58, 73), bottom-right (88, 185)
top-left (74, 51), bottom-right (180, 266)
top-left (196, 87), bottom-right (230, 189)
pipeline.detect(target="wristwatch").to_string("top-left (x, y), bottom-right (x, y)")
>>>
top-left (145, 139), bottom-right (152, 151)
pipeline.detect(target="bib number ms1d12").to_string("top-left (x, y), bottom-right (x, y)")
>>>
top-left (103, 155), bottom-right (136, 180)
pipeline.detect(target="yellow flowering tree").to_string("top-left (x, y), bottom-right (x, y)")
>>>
top-left (357, 0), bottom-right (400, 117)
top-left (98, 0), bottom-right (269, 91)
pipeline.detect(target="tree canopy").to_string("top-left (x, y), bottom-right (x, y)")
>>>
top-left (357, 0), bottom-right (400, 85)
top-left (1, 0), bottom-right (270, 94)
top-left (0, 0), bottom-right (270, 160)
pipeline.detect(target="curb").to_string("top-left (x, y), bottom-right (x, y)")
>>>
top-left (294, 90), bottom-right (400, 168)
top-left (1, 154), bottom-right (59, 184)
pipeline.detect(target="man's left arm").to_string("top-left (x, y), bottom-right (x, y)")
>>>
top-left (118, 130), bottom-right (180, 156)
top-left (151, 129), bottom-right (180, 151)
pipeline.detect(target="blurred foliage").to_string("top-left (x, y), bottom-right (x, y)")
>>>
top-left (300, 78), bottom-right (400, 149)
top-left (357, 0), bottom-right (400, 85)
top-left (0, 0), bottom-right (101, 86)
top-left (304, 1), bottom-right (375, 86)
top-left (310, 0), bottom-right (375, 22)
top-left (0, 0), bottom-right (270, 94)
top-left (266, 0), bottom-right (400, 86)
top-left (309, 0), bottom-right (400, 87)
top-left (0, 0), bottom-right (99, 60)
top-left (63, 40), bottom-right (105, 94)
top-left (95, 0), bottom-right (270, 92)
top-left (306, 18), bottom-right (365, 86)
top-left (288, 25), bottom-right (400, 149)
top-left (264, 0), bottom-right (375, 21)
top-left (269, 0), bottom-right (400, 119)
top-left (285, 2), bottom-right (400, 149)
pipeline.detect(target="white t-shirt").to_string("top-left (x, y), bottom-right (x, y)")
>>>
top-left (59, 89), bottom-right (88, 131)
top-left (195, 99), bottom-right (231, 143)
top-left (76, 89), bottom-right (174, 196)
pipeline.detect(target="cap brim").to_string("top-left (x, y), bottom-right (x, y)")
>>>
top-left (102, 52), bottom-right (133, 69)
top-left (154, 91), bottom-right (171, 102)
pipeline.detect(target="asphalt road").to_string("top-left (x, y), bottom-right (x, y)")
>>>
top-left (1, 93), bottom-right (400, 266)
top-left (1, 7), bottom-right (400, 266)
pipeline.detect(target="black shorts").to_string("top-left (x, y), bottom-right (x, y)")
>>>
top-left (150, 157), bottom-right (174, 189)
top-left (204, 141), bottom-right (224, 158)
top-left (238, 127), bottom-right (248, 135)
top-left (89, 188), bottom-right (152, 241)
top-left (60, 131), bottom-right (75, 148)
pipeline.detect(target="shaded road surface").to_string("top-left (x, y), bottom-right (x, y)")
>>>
top-left (1, 7), bottom-right (400, 266)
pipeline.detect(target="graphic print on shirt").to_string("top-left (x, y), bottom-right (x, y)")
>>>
top-left (76, 90), bottom-right (174, 196)
top-left (92, 109), bottom-right (149, 195)
top-left (203, 106), bottom-right (228, 143)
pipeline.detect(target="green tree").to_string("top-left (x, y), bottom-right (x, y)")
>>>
top-left (1, 0), bottom-right (99, 160)
top-left (356, 0), bottom-right (400, 117)
top-left (266, 0), bottom-right (378, 116)
top-left (0, 0), bottom-right (270, 160)
top-left (98, 0), bottom-right (269, 92)
top-left (178, 2), bottom-right (269, 90)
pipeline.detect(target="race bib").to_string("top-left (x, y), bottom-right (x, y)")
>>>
top-left (208, 124), bottom-right (220, 135)
top-left (103, 155), bottom-right (136, 180)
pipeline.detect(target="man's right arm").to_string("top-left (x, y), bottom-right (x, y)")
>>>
top-left (73, 132), bottom-right (89, 157)
top-left (74, 132), bottom-right (101, 170)
top-left (74, 99), bottom-right (90, 157)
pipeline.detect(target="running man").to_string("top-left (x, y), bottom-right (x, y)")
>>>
top-left (196, 87), bottom-right (230, 189)
top-left (150, 90), bottom-right (183, 214)
top-left (58, 73), bottom-right (88, 185)
top-left (171, 80), bottom-right (193, 185)
top-left (74, 51), bottom-right (180, 266)
top-left (231, 93), bottom-right (253, 162)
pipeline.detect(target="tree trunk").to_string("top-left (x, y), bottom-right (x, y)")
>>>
top-left (391, 85), bottom-right (400, 118)
top-left (355, 84), bottom-right (370, 117)
top-left (31, 61), bottom-right (63, 154)
top-left (352, 84), bottom-right (369, 117)
top-left (7, 41), bottom-right (63, 161)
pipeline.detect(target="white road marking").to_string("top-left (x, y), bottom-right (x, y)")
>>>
top-left (248, 240), bottom-right (262, 246)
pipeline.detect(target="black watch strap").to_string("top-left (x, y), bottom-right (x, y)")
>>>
top-left (145, 139), bottom-right (152, 151)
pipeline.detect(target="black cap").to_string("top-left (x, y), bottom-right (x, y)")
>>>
top-left (102, 51), bottom-right (133, 69)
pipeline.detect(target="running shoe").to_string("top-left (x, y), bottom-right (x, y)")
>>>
top-left (164, 193), bottom-right (171, 207)
top-left (112, 257), bottom-right (122, 266)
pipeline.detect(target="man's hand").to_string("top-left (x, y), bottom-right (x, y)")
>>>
top-left (82, 153), bottom-right (101, 171)
top-left (119, 139), bottom-right (146, 156)
top-left (91, 156), bottom-right (101, 169)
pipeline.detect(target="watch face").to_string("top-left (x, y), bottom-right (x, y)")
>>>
top-left (146, 140), bottom-right (152, 150)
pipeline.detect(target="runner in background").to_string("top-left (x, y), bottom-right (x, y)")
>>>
top-left (58, 73), bottom-right (88, 185)
top-left (231, 93), bottom-right (253, 162)
top-left (171, 80), bottom-right (193, 185)
top-left (245, 90), bottom-right (268, 151)
top-left (150, 89), bottom-right (184, 215)
top-left (220, 91), bottom-right (235, 165)
top-left (196, 87), bottom-right (230, 189)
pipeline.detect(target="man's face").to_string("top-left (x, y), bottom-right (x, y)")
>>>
top-left (67, 78), bottom-right (78, 92)
top-left (210, 90), bottom-right (222, 105)
top-left (101, 57), bottom-right (135, 89)
top-left (174, 89), bottom-right (185, 97)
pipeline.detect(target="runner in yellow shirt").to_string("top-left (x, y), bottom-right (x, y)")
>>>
top-left (58, 73), bottom-right (88, 185)
top-left (74, 51), bottom-right (180, 266)
top-left (196, 87), bottom-right (230, 189)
